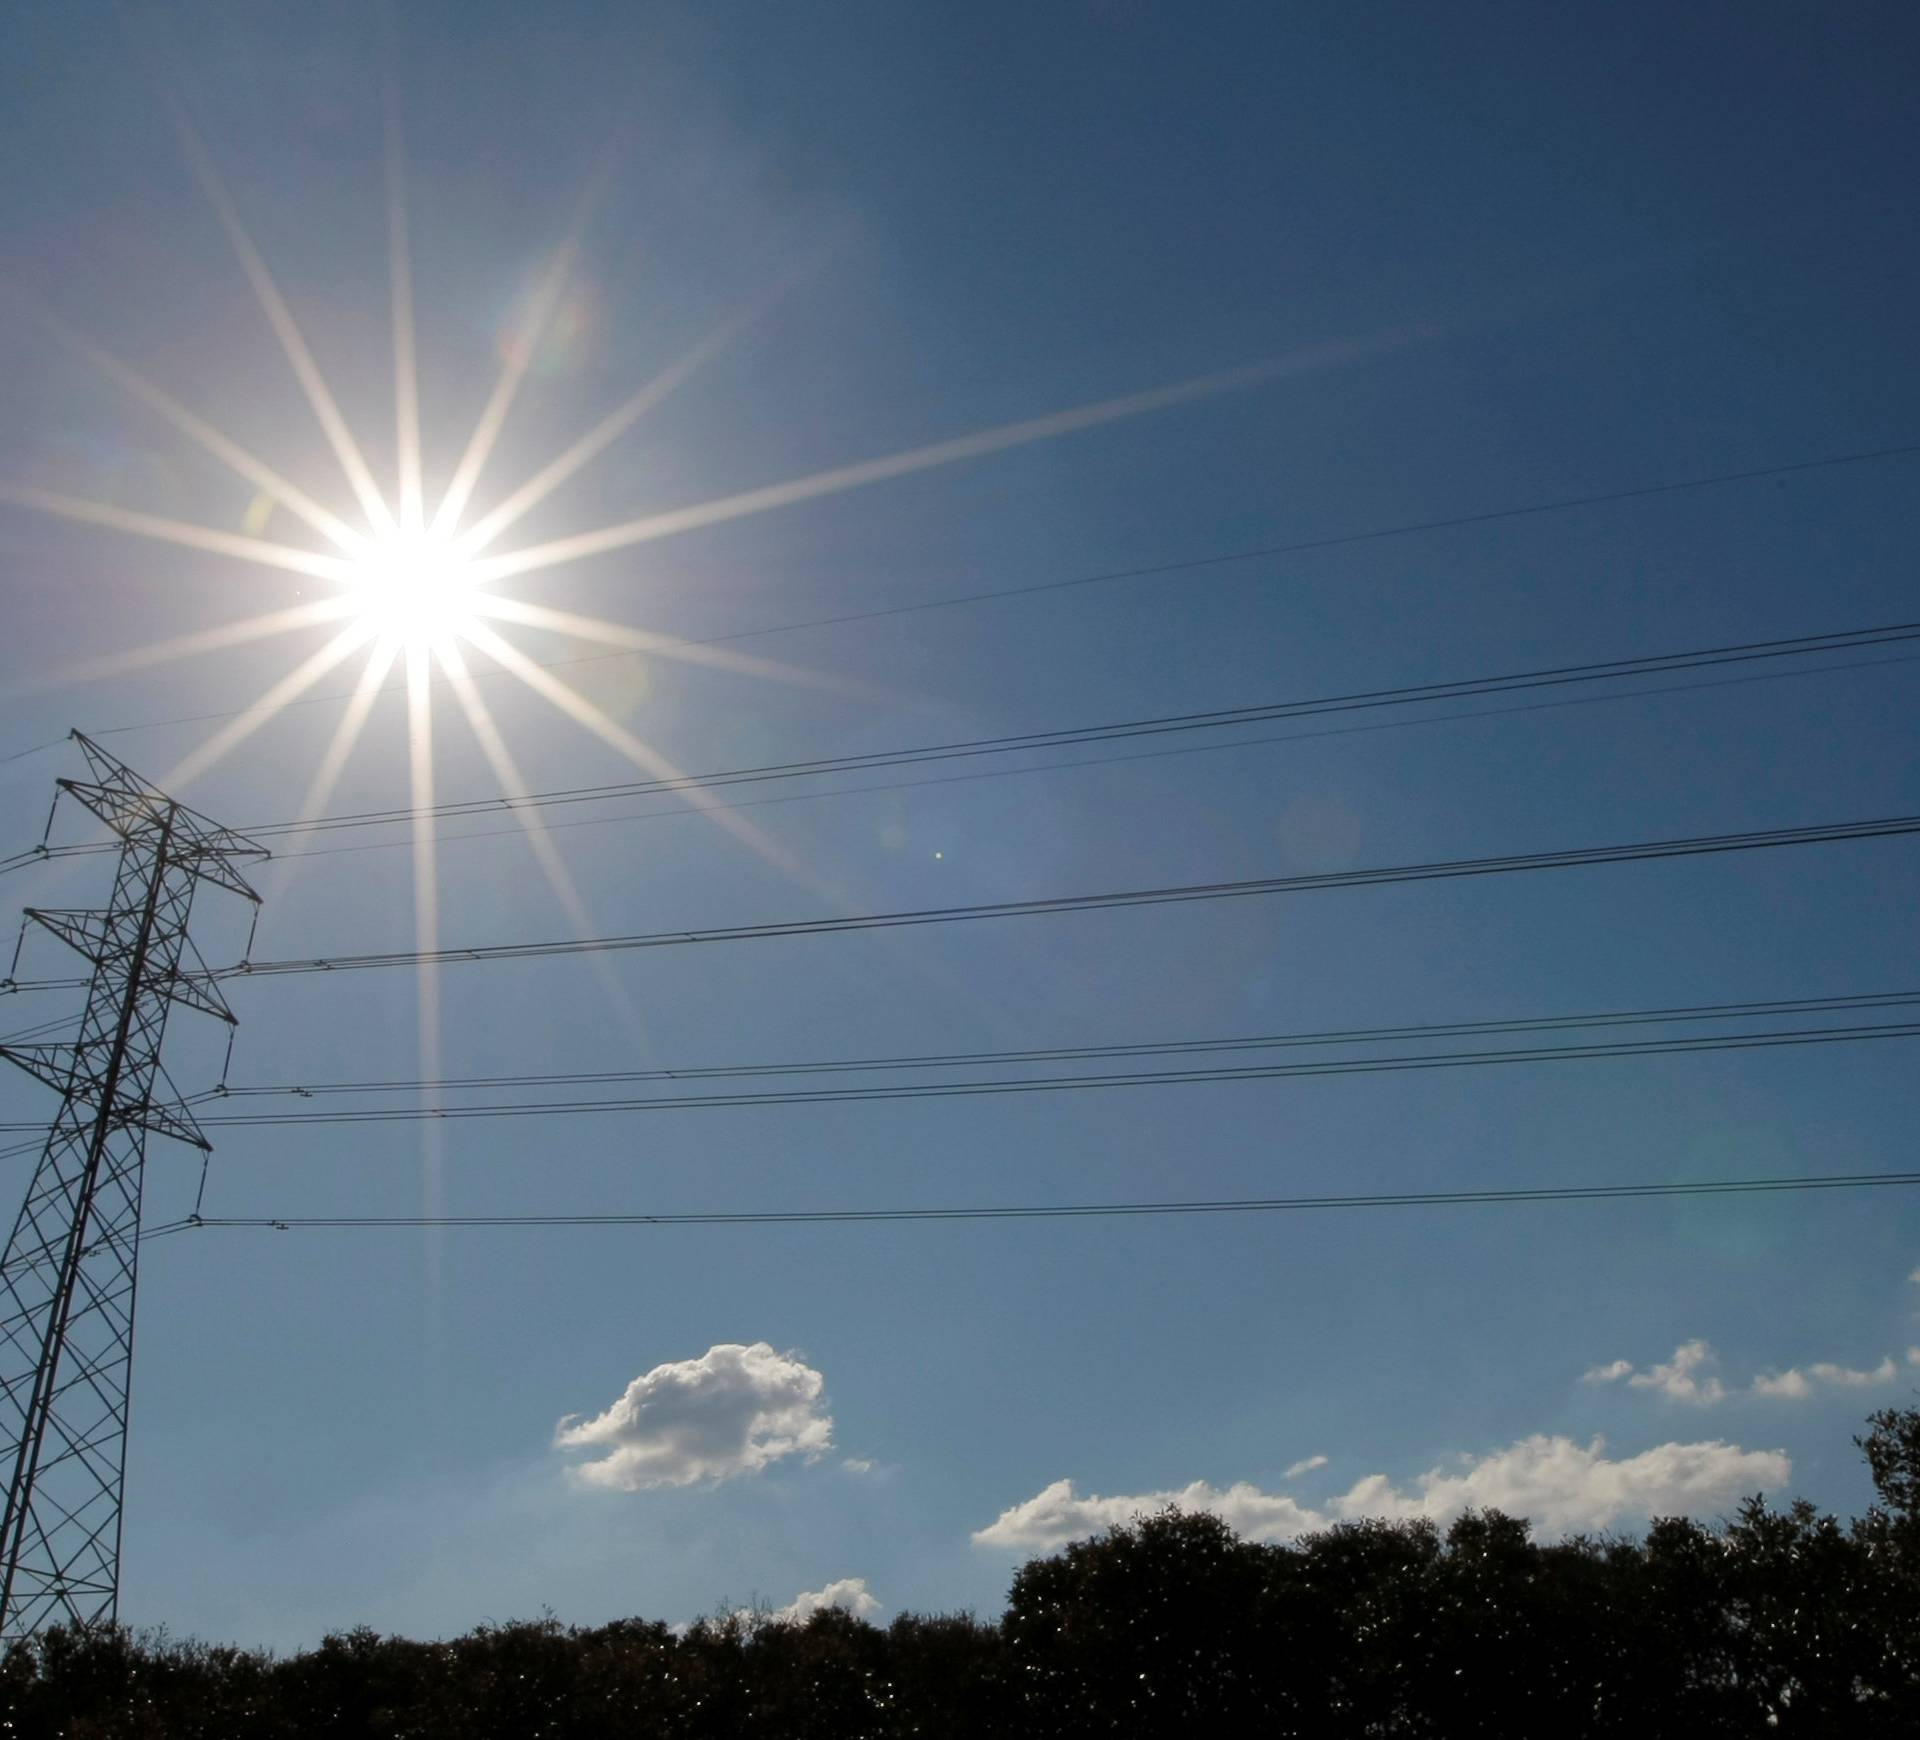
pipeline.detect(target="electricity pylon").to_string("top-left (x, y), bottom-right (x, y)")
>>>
top-left (0, 732), bottom-right (265, 1644)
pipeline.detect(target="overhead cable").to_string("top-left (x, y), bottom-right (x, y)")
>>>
top-left (215, 987), bottom-right (1920, 1097)
top-left (263, 651), bottom-right (1920, 865)
top-left (243, 617), bottom-right (1920, 836)
top-left (144, 1023), bottom-right (1920, 1130)
top-left (6, 812), bottom-right (1914, 1000)
top-left (211, 813), bottom-right (1920, 981)
top-left (4, 623), bottom-right (1914, 880)
top-left (175, 1170), bottom-right (1920, 1232)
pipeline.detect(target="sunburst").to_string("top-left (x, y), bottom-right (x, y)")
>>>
top-left (1, 48), bottom-right (1344, 1036)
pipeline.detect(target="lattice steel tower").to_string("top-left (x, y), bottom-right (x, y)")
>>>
top-left (0, 732), bottom-right (266, 1643)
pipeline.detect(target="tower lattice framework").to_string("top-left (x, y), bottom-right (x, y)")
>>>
top-left (0, 732), bottom-right (265, 1643)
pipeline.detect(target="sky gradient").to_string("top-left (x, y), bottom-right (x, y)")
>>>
top-left (1, 0), bottom-right (1917, 1647)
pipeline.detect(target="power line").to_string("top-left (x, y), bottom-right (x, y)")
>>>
top-left (6, 812), bottom-right (1913, 1000)
top-left (262, 651), bottom-right (1920, 865)
top-left (0, 1014), bottom-right (77, 1049)
top-left (6, 625), bottom-right (1913, 880)
top-left (202, 812), bottom-right (1920, 982)
top-left (143, 1022), bottom-right (1918, 1130)
top-left (13, 437), bottom-right (1918, 759)
top-left (236, 618), bottom-right (1920, 841)
top-left (214, 988), bottom-right (1920, 1097)
top-left (15, 990), bottom-right (1898, 1136)
top-left (174, 1170), bottom-right (1920, 1232)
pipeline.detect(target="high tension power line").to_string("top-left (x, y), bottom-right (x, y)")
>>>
top-left (172, 1169), bottom-right (1920, 1235)
top-left (4, 618), bottom-right (1912, 883)
top-left (243, 653), bottom-right (1913, 870)
top-left (268, 647), bottom-right (1920, 865)
top-left (6, 817), bottom-right (1916, 1000)
top-left (186, 811), bottom-right (1920, 984)
top-left (207, 987), bottom-right (1920, 1097)
top-left (131, 992), bottom-right (1918, 1133)
top-left (11, 989), bottom-right (1907, 1144)
top-left (155, 1022), bottom-right (1920, 1128)
top-left (237, 617), bottom-right (1920, 839)
top-left (0, 734), bottom-right (264, 1645)
top-left (5, 813), bottom-right (1912, 1006)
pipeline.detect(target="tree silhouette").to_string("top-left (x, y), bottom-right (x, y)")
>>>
top-left (3, 1408), bottom-right (1917, 1737)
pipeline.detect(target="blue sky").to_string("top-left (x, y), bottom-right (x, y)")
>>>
top-left (1, 0), bottom-right (1917, 1647)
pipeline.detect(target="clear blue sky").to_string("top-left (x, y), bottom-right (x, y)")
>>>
top-left (1, 0), bottom-right (1916, 1647)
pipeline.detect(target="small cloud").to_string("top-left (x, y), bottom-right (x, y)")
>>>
top-left (770, 1577), bottom-right (881, 1625)
top-left (841, 1457), bottom-right (877, 1475)
top-left (1751, 1356), bottom-right (1901, 1400)
top-left (1584, 1341), bottom-right (1725, 1405)
top-left (1634, 1341), bottom-right (1726, 1406)
top-left (974, 1479), bottom-right (1323, 1551)
top-left (1590, 1339), bottom-right (1913, 1405)
top-left (1909, 1267), bottom-right (1920, 1286)
top-left (1284, 1454), bottom-right (1328, 1479)
top-left (555, 1342), bottom-right (832, 1491)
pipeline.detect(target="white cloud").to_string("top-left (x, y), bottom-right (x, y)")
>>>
top-left (770, 1577), bottom-right (881, 1624)
top-left (1589, 1340), bottom-right (1919, 1405)
top-left (555, 1342), bottom-right (833, 1491)
top-left (1585, 1340), bottom-right (1726, 1405)
top-left (841, 1457), bottom-right (877, 1475)
top-left (1750, 1354), bottom-right (1907, 1400)
top-left (1330, 1435), bottom-right (1785, 1535)
top-left (974, 1479), bottom-right (1324, 1550)
top-left (974, 1435), bottom-right (1787, 1552)
top-left (1284, 1454), bottom-right (1328, 1479)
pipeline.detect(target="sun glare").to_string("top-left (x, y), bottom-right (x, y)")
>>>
top-left (0, 54), bottom-right (1324, 1239)
top-left (345, 529), bottom-right (480, 652)
top-left (3, 67), bottom-right (1299, 887)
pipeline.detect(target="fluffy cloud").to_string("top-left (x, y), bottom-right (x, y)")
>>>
top-left (1332, 1435), bottom-right (1785, 1536)
top-left (1587, 1340), bottom-right (1918, 1405)
top-left (1751, 1350), bottom-right (1917, 1400)
top-left (975, 1479), bottom-right (1323, 1550)
top-left (555, 1342), bottom-right (832, 1490)
top-left (974, 1435), bottom-right (1787, 1552)
top-left (771, 1577), bottom-right (881, 1624)
top-left (1585, 1340), bottom-right (1725, 1405)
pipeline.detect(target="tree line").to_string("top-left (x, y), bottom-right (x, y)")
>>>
top-left (5, 1407), bottom-right (1918, 1737)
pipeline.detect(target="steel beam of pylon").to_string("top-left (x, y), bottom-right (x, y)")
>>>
top-left (0, 732), bottom-right (265, 1644)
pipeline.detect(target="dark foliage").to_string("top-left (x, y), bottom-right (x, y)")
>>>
top-left (4, 1409), bottom-right (1918, 1737)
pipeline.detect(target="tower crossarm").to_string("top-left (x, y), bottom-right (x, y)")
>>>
top-left (20, 909), bottom-right (113, 965)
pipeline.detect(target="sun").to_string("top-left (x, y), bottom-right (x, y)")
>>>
top-left (344, 528), bottom-right (481, 653)
top-left (0, 65), bottom-right (1289, 860)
